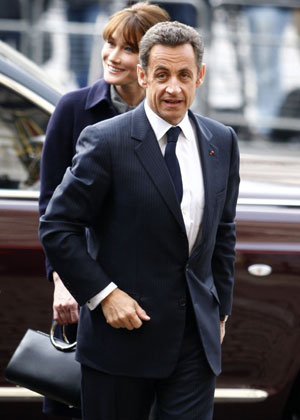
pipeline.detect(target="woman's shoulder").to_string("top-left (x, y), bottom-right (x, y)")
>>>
top-left (56, 86), bottom-right (91, 110)
top-left (56, 79), bottom-right (109, 111)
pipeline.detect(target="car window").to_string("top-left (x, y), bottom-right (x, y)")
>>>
top-left (0, 83), bottom-right (49, 191)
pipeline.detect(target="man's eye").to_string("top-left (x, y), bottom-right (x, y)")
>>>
top-left (157, 73), bottom-right (166, 80)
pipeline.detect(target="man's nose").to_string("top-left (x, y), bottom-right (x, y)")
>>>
top-left (165, 78), bottom-right (181, 94)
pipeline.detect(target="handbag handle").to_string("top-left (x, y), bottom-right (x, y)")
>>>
top-left (50, 321), bottom-right (77, 352)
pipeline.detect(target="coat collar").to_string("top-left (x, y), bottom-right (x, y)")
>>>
top-left (85, 78), bottom-right (112, 110)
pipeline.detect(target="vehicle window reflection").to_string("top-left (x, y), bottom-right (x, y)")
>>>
top-left (0, 84), bottom-right (49, 190)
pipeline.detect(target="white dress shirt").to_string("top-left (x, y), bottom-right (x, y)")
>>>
top-left (87, 101), bottom-right (205, 310)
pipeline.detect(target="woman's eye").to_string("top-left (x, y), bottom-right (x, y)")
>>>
top-left (125, 46), bottom-right (134, 53)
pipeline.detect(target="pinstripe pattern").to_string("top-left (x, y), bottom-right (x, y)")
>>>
top-left (39, 102), bottom-right (240, 378)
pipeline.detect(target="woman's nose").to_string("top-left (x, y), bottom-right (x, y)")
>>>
top-left (108, 47), bottom-right (121, 62)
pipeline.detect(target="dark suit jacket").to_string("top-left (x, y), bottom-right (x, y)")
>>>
top-left (39, 78), bottom-right (118, 280)
top-left (39, 103), bottom-right (240, 377)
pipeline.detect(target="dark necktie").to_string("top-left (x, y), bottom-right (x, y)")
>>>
top-left (164, 126), bottom-right (183, 202)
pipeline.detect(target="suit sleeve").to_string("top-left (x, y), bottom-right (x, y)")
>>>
top-left (38, 95), bottom-right (76, 281)
top-left (39, 124), bottom-right (112, 306)
top-left (212, 127), bottom-right (240, 315)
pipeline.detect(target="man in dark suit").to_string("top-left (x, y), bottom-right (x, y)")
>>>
top-left (39, 21), bottom-right (240, 420)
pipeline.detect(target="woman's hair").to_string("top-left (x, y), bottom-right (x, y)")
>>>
top-left (102, 2), bottom-right (169, 53)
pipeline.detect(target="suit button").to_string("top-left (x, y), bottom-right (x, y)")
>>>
top-left (178, 298), bottom-right (186, 307)
top-left (185, 264), bottom-right (189, 272)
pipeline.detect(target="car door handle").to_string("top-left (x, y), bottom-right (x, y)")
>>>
top-left (248, 264), bottom-right (272, 277)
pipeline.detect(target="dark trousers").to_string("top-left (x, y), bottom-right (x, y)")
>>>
top-left (81, 300), bottom-right (216, 420)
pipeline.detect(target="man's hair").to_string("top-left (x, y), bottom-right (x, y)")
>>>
top-left (139, 21), bottom-right (204, 72)
top-left (103, 2), bottom-right (169, 54)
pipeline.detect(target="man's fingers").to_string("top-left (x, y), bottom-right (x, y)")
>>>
top-left (107, 309), bottom-right (142, 330)
top-left (128, 312), bottom-right (143, 329)
top-left (135, 304), bottom-right (150, 321)
top-left (220, 321), bottom-right (226, 344)
top-left (101, 289), bottom-right (150, 330)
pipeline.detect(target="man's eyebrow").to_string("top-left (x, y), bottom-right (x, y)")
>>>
top-left (153, 66), bottom-right (169, 72)
top-left (179, 67), bottom-right (193, 73)
top-left (153, 66), bottom-right (193, 74)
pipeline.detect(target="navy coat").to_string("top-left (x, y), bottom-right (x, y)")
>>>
top-left (39, 103), bottom-right (240, 378)
top-left (39, 78), bottom-right (119, 280)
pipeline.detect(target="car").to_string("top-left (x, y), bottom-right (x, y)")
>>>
top-left (0, 40), bottom-right (299, 420)
top-left (0, 40), bottom-right (64, 418)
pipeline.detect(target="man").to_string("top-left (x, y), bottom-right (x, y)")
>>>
top-left (39, 21), bottom-right (240, 420)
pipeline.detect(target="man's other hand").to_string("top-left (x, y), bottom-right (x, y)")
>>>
top-left (53, 271), bottom-right (80, 325)
top-left (220, 321), bottom-right (226, 344)
top-left (101, 288), bottom-right (150, 330)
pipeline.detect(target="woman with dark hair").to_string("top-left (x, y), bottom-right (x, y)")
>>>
top-left (39, 2), bottom-right (169, 417)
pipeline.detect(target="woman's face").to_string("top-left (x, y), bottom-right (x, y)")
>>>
top-left (102, 29), bottom-right (140, 87)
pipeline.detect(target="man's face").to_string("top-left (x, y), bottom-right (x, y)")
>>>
top-left (138, 43), bottom-right (205, 126)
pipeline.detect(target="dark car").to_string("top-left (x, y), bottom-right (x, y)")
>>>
top-left (0, 41), bottom-right (300, 420)
top-left (0, 40), bottom-right (64, 418)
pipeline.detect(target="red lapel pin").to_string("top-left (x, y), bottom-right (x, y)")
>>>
top-left (209, 150), bottom-right (215, 156)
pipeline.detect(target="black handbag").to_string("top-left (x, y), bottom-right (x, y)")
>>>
top-left (4, 321), bottom-right (81, 408)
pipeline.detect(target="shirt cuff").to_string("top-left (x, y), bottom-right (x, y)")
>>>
top-left (86, 282), bottom-right (118, 310)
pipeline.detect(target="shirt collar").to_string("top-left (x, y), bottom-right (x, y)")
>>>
top-left (144, 100), bottom-right (193, 141)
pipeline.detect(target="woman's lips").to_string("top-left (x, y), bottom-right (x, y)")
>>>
top-left (107, 64), bottom-right (124, 73)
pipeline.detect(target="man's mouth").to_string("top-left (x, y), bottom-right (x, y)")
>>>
top-left (163, 99), bottom-right (183, 105)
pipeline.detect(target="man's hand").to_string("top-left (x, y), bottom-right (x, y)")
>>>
top-left (53, 271), bottom-right (79, 325)
top-left (220, 321), bottom-right (226, 344)
top-left (101, 288), bottom-right (150, 330)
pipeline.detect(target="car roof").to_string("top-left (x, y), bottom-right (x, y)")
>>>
top-left (0, 40), bottom-right (64, 106)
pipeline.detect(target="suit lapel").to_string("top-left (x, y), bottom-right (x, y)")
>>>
top-left (131, 104), bottom-right (186, 232)
top-left (188, 111), bottom-right (219, 253)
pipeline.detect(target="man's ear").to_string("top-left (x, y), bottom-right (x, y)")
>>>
top-left (196, 64), bottom-right (206, 88)
top-left (137, 64), bottom-right (147, 89)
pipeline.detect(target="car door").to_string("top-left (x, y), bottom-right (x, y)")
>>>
top-left (0, 73), bottom-right (55, 390)
top-left (215, 173), bottom-right (300, 418)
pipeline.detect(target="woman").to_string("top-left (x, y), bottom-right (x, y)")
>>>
top-left (38, 2), bottom-right (169, 417)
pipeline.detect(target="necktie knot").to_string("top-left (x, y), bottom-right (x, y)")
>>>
top-left (167, 126), bottom-right (181, 144)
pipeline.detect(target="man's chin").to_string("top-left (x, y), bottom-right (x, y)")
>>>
top-left (160, 108), bottom-right (185, 125)
top-left (162, 115), bottom-right (184, 126)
